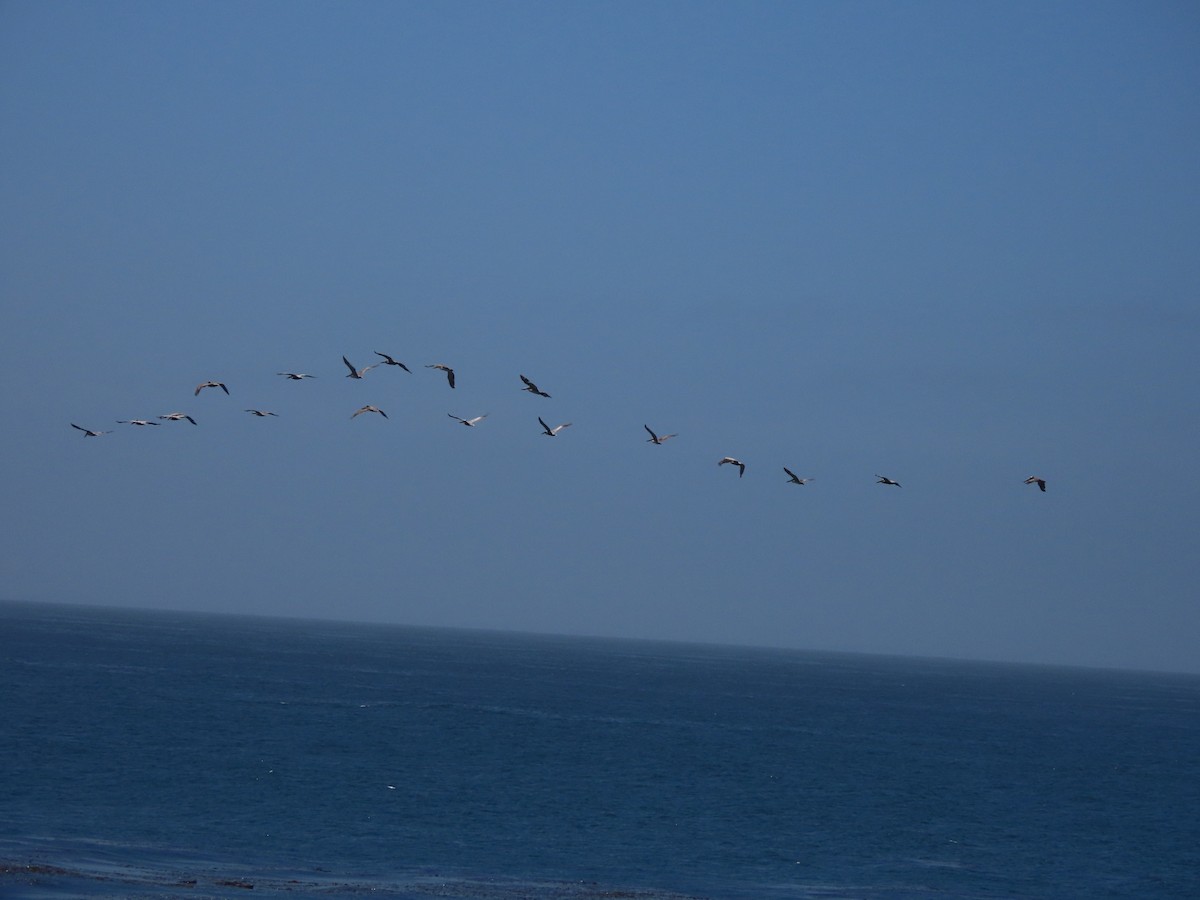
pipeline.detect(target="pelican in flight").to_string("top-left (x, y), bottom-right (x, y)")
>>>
top-left (783, 468), bottom-right (812, 485)
top-left (71, 424), bottom-right (112, 437)
top-left (277, 372), bottom-right (316, 380)
top-left (538, 417), bottom-right (571, 437)
top-left (352, 405), bottom-right (388, 419)
top-left (244, 409), bottom-right (278, 417)
top-left (449, 413), bottom-right (487, 427)
top-left (343, 356), bottom-right (378, 379)
top-left (159, 413), bottom-right (197, 425)
top-left (375, 352), bottom-right (411, 373)
top-left (426, 364), bottom-right (456, 388)
top-left (718, 457), bottom-right (746, 477)
top-left (644, 425), bottom-right (677, 444)
top-left (1024, 475), bottom-right (1047, 492)
top-left (195, 381), bottom-right (229, 396)
top-left (875, 474), bottom-right (902, 487)
top-left (117, 419), bottom-right (159, 426)
top-left (520, 374), bottom-right (551, 398)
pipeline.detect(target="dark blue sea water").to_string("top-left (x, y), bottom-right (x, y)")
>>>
top-left (2, 601), bottom-right (1197, 899)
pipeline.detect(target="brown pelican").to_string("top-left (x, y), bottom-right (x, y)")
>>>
top-left (195, 381), bottom-right (229, 396)
top-left (538, 417), bottom-right (572, 436)
top-left (351, 405), bottom-right (388, 419)
top-left (244, 409), bottom-right (278, 417)
top-left (718, 457), bottom-right (746, 477)
top-left (783, 468), bottom-right (812, 485)
top-left (520, 374), bottom-right (551, 398)
top-left (449, 413), bottom-right (487, 427)
top-left (277, 372), bottom-right (316, 380)
top-left (875, 474), bottom-right (901, 487)
top-left (644, 425), bottom-right (678, 444)
top-left (71, 423), bottom-right (112, 437)
top-left (375, 352), bottom-right (411, 373)
top-left (343, 356), bottom-right (378, 379)
top-left (426, 364), bottom-right (456, 388)
top-left (1024, 475), bottom-right (1047, 492)
top-left (117, 419), bottom-right (159, 426)
top-left (159, 413), bottom-right (197, 425)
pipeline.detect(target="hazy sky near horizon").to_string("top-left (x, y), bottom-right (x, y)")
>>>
top-left (3, 1), bottom-right (1198, 673)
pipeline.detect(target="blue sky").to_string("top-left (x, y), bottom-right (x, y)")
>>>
top-left (3, 1), bottom-right (1198, 672)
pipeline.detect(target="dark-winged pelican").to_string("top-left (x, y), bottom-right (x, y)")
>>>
top-left (783, 468), bottom-right (812, 485)
top-left (71, 424), bottom-right (112, 437)
top-left (1023, 475), bottom-right (1047, 492)
top-left (343, 356), bottom-right (378, 379)
top-left (277, 372), bottom-right (316, 380)
top-left (375, 352), bottom-right (411, 373)
top-left (244, 409), bottom-right (278, 417)
top-left (195, 381), bottom-right (229, 396)
top-left (520, 374), bottom-right (551, 398)
top-left (538, 417), bottom-right (571, 437)
top-left (875, 474), bottom-right (902, 487)
top-left (644, 425), bottom-right (677, 444)
top-left (448, 413), bottom-right (487, 427)
top-left (351, 405), bottom-right (388, 419)
top-left (117, 419), bottom-right (159, 426)
top-left (426, 364), bottom-right (456, 388)
top-left (159, 413), bottom-right (197, 425)
top-left (718, 457), bottom-right (746, 477)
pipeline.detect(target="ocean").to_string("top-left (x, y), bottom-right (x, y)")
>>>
top-left (1, 601), bottom-right (1197, 899)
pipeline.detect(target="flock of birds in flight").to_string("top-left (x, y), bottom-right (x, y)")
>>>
top-left (69, 351), bottom-right (1050, 493)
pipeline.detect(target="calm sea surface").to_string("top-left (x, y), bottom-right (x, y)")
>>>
top-left (2, 601), bottom-right (1197, 899)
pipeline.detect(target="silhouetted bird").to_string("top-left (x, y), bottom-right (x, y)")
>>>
top-left (1024, 475), bottom-right (1047, 492)
top-left (875, 474), bottom-right (901, 487)
top-left (375, 352), bottom-right (411, 373)
top-left (520, 374), bottom-right (551, 398)
top-left (783, 468), bottom-right (812, 485)
top-left (538, 417), bottom-right (571, 437)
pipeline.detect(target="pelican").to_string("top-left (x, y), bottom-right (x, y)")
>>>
top-left (244, 409), bottom-right (278, 417)
top-left (644, 425), bottom-right (678, 444)
top-left (520, 374), bottom-right (551, 398)
top-left (538, 417), bottom-right (571, 437)
top-left (449, 413), bottom-right (487, 427)
top-left (343, 356), bottom-right (378, 379)
top-left (1024, 475), bottom-right (1047, 492)
top-left (783, 468), bottom-right (812, 485)
top-left (117, 419), bottom-right (159, 426)
top-left (374, 352), bottom-right (411, 373)
top-left (277, 372), bottom-right (316, 380)
top-left (875, 474), bottom-right (901, 487)
top-left (159, 413), bottom-right (197, 425)
top-left (718, 457), bottom-right (746, 477)
top-left (71, 424), bottom-right (112, 437)
top-left (352, 405), bottom-right (388, 419)
top-left (426, 364), bottom-right (456, 388)
top-left (195, 381), bottom-right (229, 396)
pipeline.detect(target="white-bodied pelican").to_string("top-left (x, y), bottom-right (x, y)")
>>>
top-left (644, 425), bottom-right (677, 444)
top-left (538, 417), bottom-right (571, 436)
